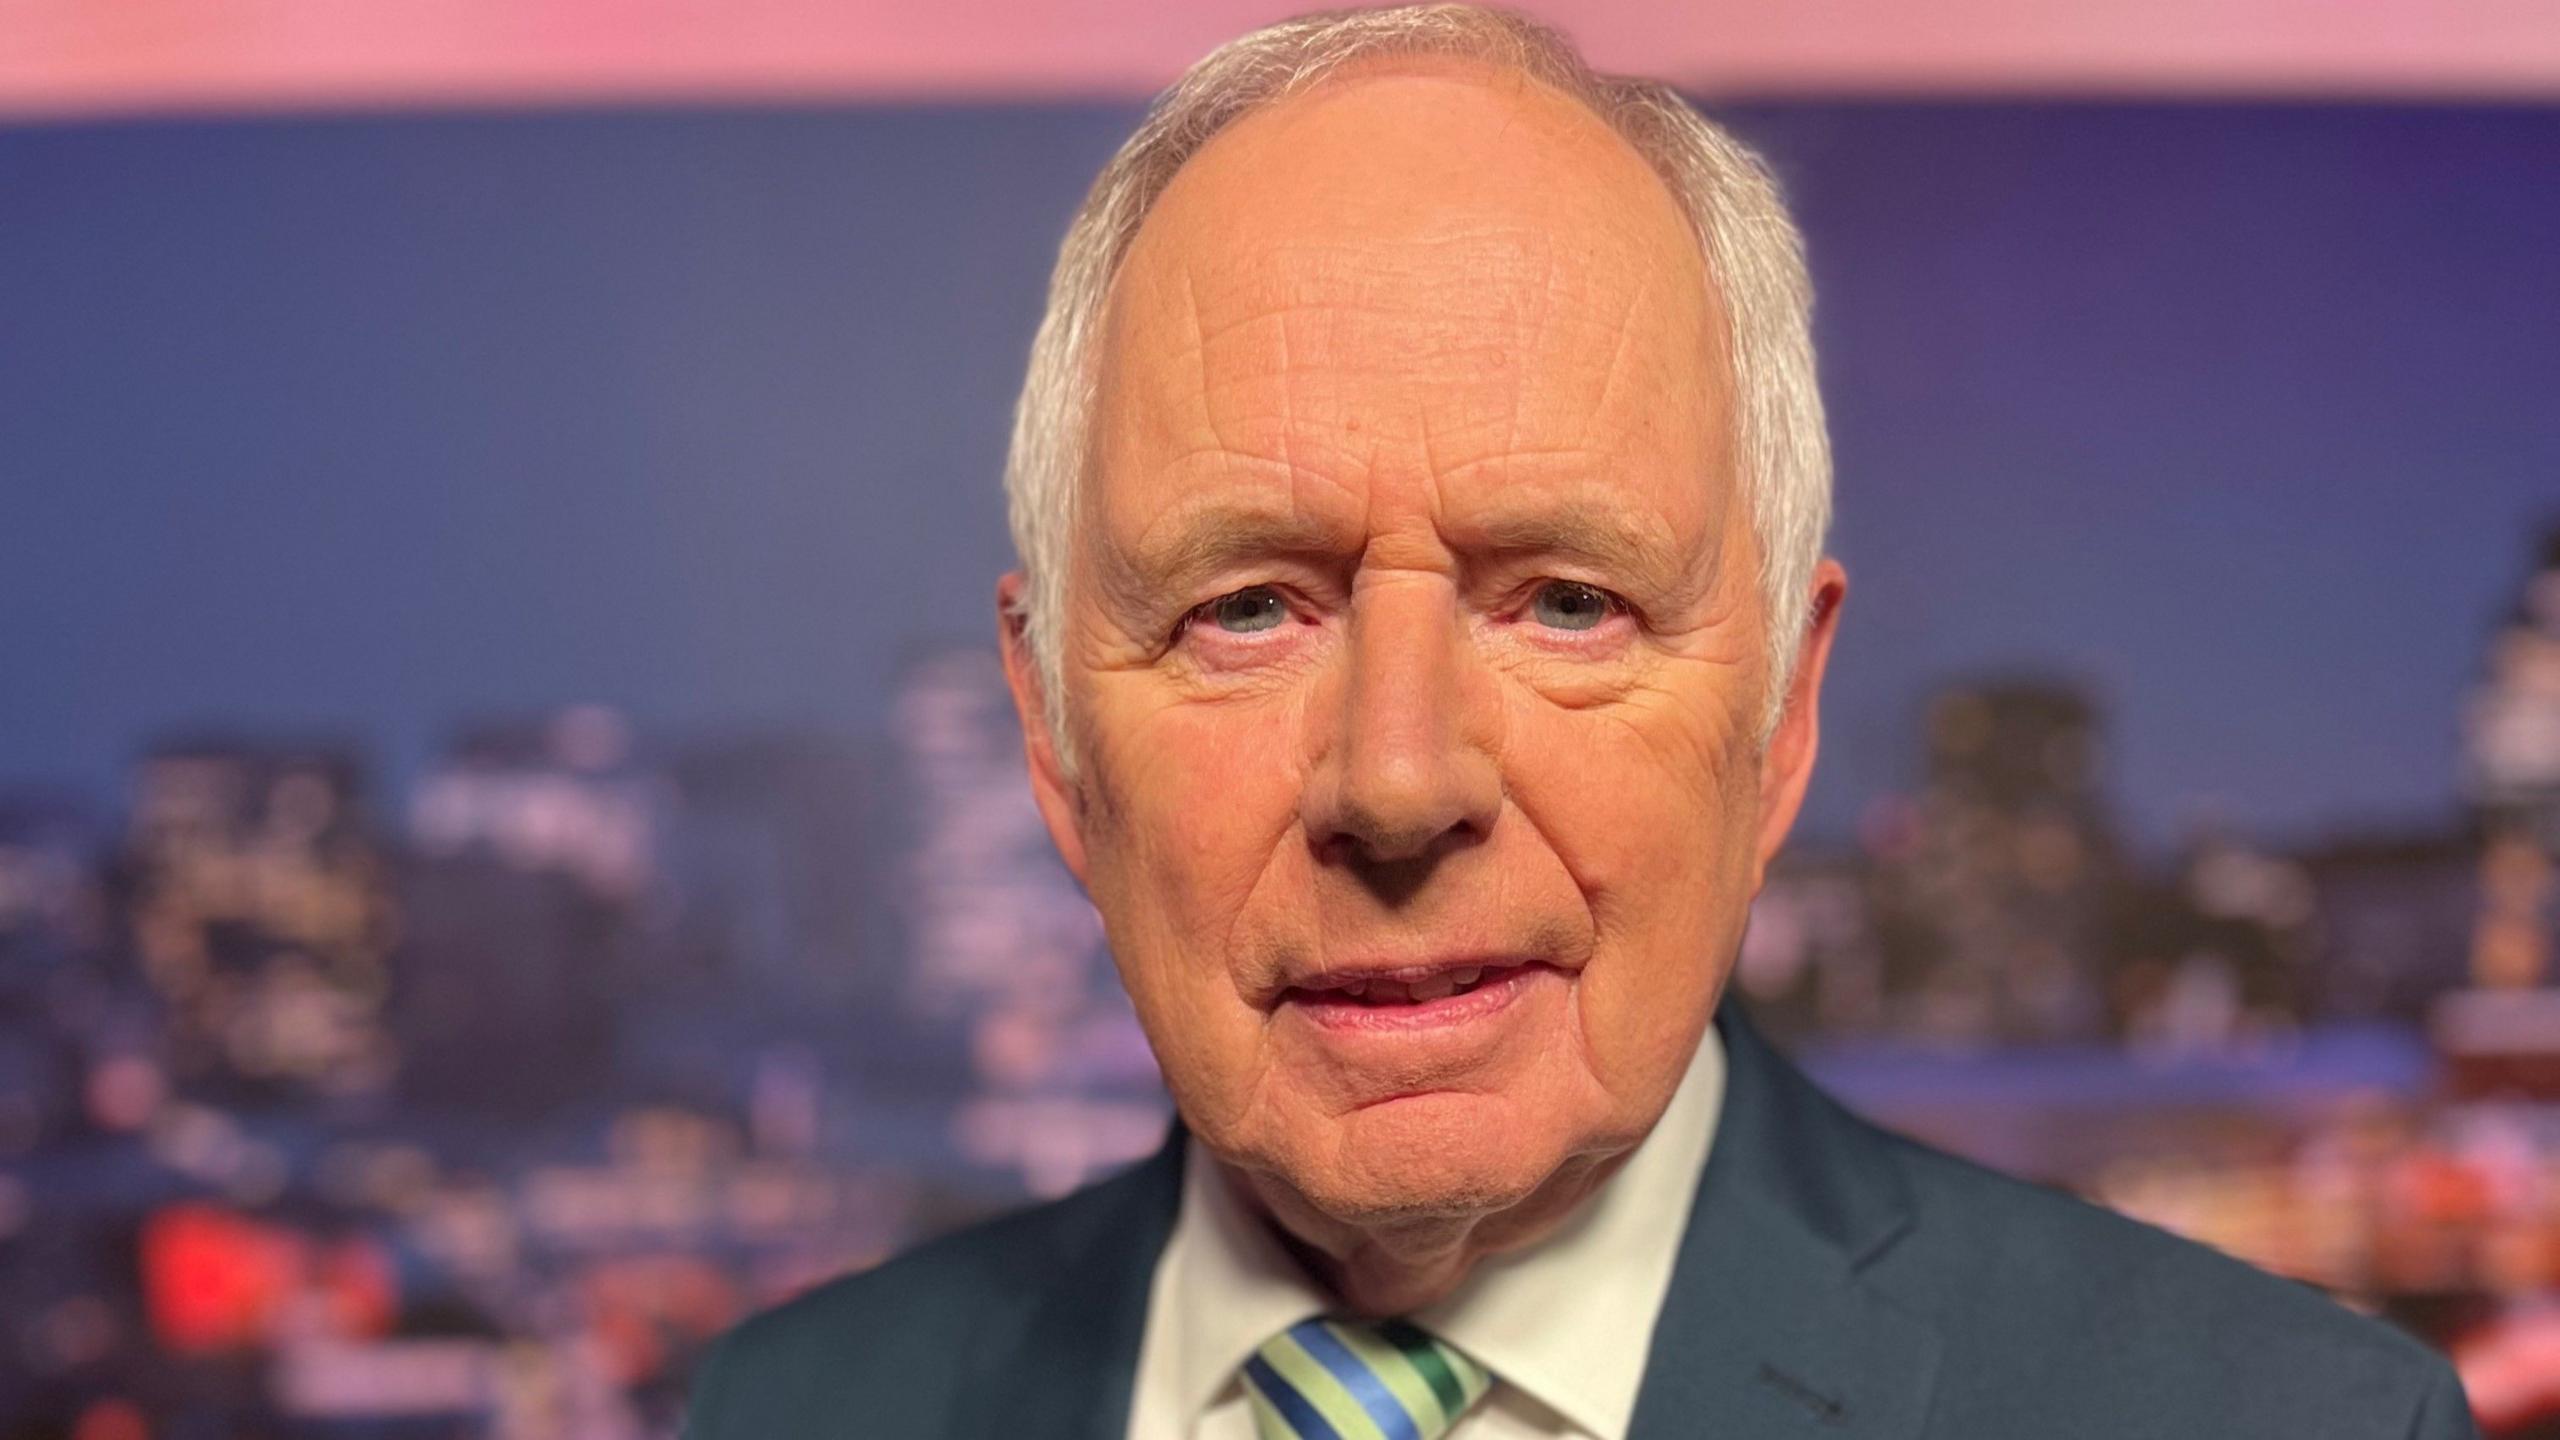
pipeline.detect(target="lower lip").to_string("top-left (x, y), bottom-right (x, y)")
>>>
top-left (1280, 963), bottom-right (1545, 1033)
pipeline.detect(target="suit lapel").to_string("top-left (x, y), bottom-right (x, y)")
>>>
top-left (958, 1125), bottom-right (1188, 1440)
top-left (1627, 1001), bottom-right (1944, 1440)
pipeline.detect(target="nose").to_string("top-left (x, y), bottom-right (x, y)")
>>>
top-left (1299, 574), bottom-right (1503, 876)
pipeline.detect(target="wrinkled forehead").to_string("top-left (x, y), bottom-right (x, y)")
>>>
top-left (1088, 63), bottom-right (1736, 557)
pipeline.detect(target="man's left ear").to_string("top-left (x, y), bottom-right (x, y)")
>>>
top-left (1750, 557), bottom-right (1848, 892)
top-left (995, 572), bottom-right (1093, 886)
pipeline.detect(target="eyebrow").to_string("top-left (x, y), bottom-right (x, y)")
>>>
top-left (1104, 504), bottom-right (1359, 600)
top-left (1458, 506), bottom-right (1706, 599)
top-left (1106, 496), bottom-right (1710, 609)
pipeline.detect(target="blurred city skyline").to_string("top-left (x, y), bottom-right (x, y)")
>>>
top-left (5, 100), bottom-right (2559, 852)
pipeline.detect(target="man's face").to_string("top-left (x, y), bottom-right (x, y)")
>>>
top-left (1004, 66), bottom-right (1842, 1227)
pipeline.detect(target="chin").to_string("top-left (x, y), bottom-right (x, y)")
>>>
top-left (1287, 1091), bottom-right (1574, 1224)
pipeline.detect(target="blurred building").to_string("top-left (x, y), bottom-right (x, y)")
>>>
top-left (1736, 844), bottom-right (1890, 1040)
top-left (2432, 524), bottom-right (2560, 1107)
top-left (1746, 677), bottom-right (2299, 1051)
top-left (118, 740), bottom-right (398, 1102)
top-left (395, 711), bottom-right (663, 1111)
top-left (2297, 830), bottom-right (2480, 1023)
top-left (1888, 677), bottom-right (2130, 1042)
top-left (889, 648), bottom-right (1164, 1199)
top-left (2108, 826), bottom-right (2315, 1054)
top-left (623, 732), bottom-right (896, 1144)
top-left (408, 707), bottom-right (661, 904)
top-left (0, 789), bottom-right (98, 945)
top-left (2464, 522), bottom-right (2560, 989)
top-left (653, 732), bottom-right (888, 1013)
top-left (0, 790), bottom-right (105, 1155)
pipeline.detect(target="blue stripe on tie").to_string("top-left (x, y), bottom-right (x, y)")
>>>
top-left (1243, 1352), bottom-right (1345, 1440)
top-left (1290, 1321), bottom-right (1423, 1440)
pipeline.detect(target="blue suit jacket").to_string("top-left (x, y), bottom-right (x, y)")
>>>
top-left (684, 1001), bottom-right (2479, 1438)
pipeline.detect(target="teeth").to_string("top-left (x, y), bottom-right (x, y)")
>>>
top-left (1301, 968), bottom-right (1505, 1005)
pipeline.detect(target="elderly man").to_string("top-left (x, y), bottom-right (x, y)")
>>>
top-left (685, 6), bottom-right (2477, 1438)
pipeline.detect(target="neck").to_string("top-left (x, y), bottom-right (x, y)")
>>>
top-left (1226, 1150), bottom-right (1634, 1316)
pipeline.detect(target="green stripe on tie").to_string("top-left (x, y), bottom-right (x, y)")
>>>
top-left (1377, 1318), bottom-right (1483, 1418)
top-left (1245, 1315), bottom-right (1495, 1440)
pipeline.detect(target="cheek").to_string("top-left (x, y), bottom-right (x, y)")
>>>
top-left (1501, 685), bottom-right (1758, 1072)
top-left (1079, 688), bottom-right (1309, 1004)
top-left (1505, 683), bottom-right (1750, 890)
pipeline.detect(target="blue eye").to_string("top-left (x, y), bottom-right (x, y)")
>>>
top-left (1529, 580), bottom-right (1614, 631)
top-left (1209, 586), bottom-right (1288, 634)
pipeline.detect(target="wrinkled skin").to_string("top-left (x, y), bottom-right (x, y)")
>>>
top-left (998, 60), bottom-right (1847, 1313)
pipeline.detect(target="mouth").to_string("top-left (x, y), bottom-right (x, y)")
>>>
top-left (1273, 960), bottom-right (1556, 1031)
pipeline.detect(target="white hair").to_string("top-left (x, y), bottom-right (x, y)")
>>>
top-left (1003, 2), bottom-right (1830, 769)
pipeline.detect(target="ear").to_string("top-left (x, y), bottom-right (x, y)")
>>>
top-left (996, 572), bottom-right (1093, 885)
top-left (1749, 557), bottom-right (1848, 893)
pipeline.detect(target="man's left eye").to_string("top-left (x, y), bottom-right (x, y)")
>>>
top-left (1203, 585), bottom-right (1288, 634)
top-left (1528, 580), bottom-right (1617, 632)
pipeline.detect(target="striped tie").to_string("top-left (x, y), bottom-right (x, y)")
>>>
top-left (1242, 1315), bottom-right (1494, 1440)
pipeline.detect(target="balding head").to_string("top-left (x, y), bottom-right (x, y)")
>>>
top-left (1000, 5), bottom-right (1831, 774)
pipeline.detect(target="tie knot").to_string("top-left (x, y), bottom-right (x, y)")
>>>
top-left (1244, 1315), bottom-right (1493, 1440)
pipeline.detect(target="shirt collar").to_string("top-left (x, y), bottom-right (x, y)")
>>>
top-left (1156, 1026), bottom-right (1728, 1438)
top-left (1155, 1126), bottom-right (1330, 1425)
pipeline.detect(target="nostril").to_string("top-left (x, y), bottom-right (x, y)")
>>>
top-left (1325, 766), bottom-right (1490, 859)
top-left (1316, 827), bottom-right (1486, 905)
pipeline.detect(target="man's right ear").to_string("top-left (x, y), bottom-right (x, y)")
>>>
top-left (995, 572), bottom-right (1092, 885)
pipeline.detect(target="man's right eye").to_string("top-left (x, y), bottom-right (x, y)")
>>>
top-left (1201, 585), bottom-right (1288, 635)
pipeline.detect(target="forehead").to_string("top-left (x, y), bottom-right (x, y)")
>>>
top-left (1091, 64), bottom-right (1733, 564)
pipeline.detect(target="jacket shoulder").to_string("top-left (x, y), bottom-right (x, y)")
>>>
top-left (682, 1158), bottom-right (1166, 1440)
top-left (1863, 1122), bottom-right (2476, 1437)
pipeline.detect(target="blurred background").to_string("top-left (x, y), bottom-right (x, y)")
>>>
top-left (3, 0), bottom-right (2559, 1435)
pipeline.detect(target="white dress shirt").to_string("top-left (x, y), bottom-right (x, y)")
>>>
top-left (1125, 1027), bottom-right (1728, 1440)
